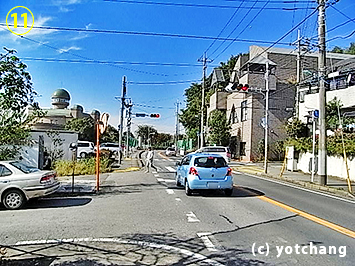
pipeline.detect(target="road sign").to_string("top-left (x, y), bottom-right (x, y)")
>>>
top-left (100, 113), bottom-right (109, 134)
top-left (313, 109), bottom-right (319, 118)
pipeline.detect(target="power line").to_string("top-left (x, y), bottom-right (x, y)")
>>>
top-left (209, 0), bottom-right (259, 58)
top-left (212, 0), bottom-right (272, 61)
top-left (19, 57), bottom-right (203, 67)
top-left (203, 0), bottom-right (246, 55)
top-left (103, 0), bottom-right (315, 10)
top-left (0, 23), bottom-right (291, 45)
top-left (127, 80), bottom-right (200, 85)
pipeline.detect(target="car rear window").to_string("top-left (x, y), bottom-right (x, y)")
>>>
top-left (201, 148), bottom-right (226, 152)
top-left (10, 161), bottom-right (40, 174)
top-left (78, 143), bottom-right (89, 147)
top-left (194, 156), bottom-right (227, 168)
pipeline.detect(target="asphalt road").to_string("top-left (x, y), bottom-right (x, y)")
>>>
top-left (0, 153), bottom-right (354, 265)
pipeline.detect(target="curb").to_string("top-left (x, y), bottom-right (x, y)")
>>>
top-left (232, 167), bottom-right (355, 200)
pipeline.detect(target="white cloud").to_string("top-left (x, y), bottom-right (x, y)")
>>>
top-left (59, 6), bottom-right (73, 12)
top-left (58, 46), bottom-right (82, 53)
top-left (53, 0), bottom-right (82, 6)
top-left (70, 33), bottom-right (89, 41)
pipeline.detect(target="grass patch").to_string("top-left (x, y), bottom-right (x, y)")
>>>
top-left (54, 157), bottom-right (112, 176)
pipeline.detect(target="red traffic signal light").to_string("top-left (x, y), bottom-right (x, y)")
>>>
top-left (241, 84), bottom-right (249, 91)
top-left (150, 113), bottom-right (160, 118)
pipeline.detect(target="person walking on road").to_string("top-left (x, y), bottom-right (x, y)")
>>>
top-left (145, 147), bottom-right (157, 173)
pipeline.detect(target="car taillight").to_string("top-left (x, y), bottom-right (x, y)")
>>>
top-left (226, 168), bottom-right (232, 176)
top-left (40, 173), bottom-right (55, 183)
top-left (227, 152), bottom-right (231, 158)
top-left (189, 167), bottom-right (198, 176)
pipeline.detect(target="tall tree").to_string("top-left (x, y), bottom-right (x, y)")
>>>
top-left (207, 110), bottom-right (231, 146)
top-left (65, 117), bottom-right (95, 142)
top-left (0, 48), bottom-right (40, 159)
top-left (136, 125), bottom-right (157, 145)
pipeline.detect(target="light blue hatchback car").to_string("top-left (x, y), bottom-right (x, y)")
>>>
top-left (175, 153), bottom-right (233, 196)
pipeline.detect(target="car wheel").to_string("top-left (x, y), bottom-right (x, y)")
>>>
top-left (185, 180), bottom-right (192, 196)
top-left (175, 173), bottom-right (182, 187)
top-left (224, 188), bottom-right (233, 196)
top-left (2, 189), bottom-right (26, 210)
top-left (80, 152), bottom-right (87, 158)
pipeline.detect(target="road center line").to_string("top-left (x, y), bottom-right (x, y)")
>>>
top-left (258, 195), bottom-right (355, 239)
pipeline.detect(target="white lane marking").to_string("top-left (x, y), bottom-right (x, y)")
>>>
top-left (186, 211), bottom-right (200, 223)
top-left (175, 198), bottom-right (182, 202)
top-left (152, 171), bottom-right (157, 174)
top-left (156, 178), bottom-right (175, 183)
top-left (166, 189), bottom-right (175, 195)
top-left (233, 171), bottom-right (355, 204)
top-left (197, 233), bottom-right (218, 252)
top-left (14, 238), bottom-right (224, 266)
top-left (166, 166), bottom-right (176, 172)
top-left (154, 174), bottom-right (160, 177)
top-left (167, 158), bottom-right (173, 162)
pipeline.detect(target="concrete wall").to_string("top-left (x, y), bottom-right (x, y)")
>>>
top-left (298, 152), bottom-right (355, 181)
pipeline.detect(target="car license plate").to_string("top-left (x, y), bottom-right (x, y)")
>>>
top-left (207, 182), bottom-right (218, 189)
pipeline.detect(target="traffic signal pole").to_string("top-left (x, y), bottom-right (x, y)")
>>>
top-left (318, 0), bottom-right (327, 185)
top-left (119, 76), bottom-right (127, 164)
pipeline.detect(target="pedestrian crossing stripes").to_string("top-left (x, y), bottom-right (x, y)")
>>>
top-left (165, 166), bottom-right (176, 172)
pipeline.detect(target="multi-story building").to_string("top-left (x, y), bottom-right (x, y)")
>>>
top-left (207, 45), bottom-right (354, 162)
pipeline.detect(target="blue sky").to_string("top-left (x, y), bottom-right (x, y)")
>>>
top-left (1, 0), bottom-right (354, 134)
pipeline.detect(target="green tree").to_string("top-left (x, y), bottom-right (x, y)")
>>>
top-left (285, 118), bottom-right (308, 138)
top-left (326, 97), bottom-right (355, 131)
top-left (180, 55), bottom-right (238, 147)
top-left (331, 42), bottom-right (355, 55)
top-left (136, 125), bottom-right (157, 145)
top-left (153, 133), bottom-right (173, 147)
top-left (101, 125), bottom-right (119, 143)
top-left (0, 48), bottom-right (40, 159)
top-left (207, 110), bottom-right (231, 146)
top-left (65, 117), bottom-right (95, 142)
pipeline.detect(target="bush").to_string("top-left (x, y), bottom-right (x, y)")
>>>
top-left (54, 157), bottom-right (112, 176)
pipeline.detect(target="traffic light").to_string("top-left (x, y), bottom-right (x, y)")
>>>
top-left (241, 84), bottom-right (249, 92)
top-left (150, 113), bottom-right (160, 118)
top-left (231, 83), bottom-right (249, 92)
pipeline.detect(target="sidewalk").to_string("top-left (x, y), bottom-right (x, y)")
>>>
top-left (55, 153), bottom-right (141, 195)
top-left (230, 161), bottom-right (355, 199)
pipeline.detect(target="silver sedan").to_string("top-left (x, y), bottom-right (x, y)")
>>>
top-left (0, 161), bottom-right (60, 210)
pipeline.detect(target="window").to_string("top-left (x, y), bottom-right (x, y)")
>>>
top-left (201, 148), bottom-right (226, 153)
top-left (230, 105), bottom-right (238, 124)
top-left (10, 161), bottom-right (39, 174)
top-left (241, 100), bottom-right (247, 121)
top-left (181, 156), bottom-right (190, 165)
top-left (240, 142), bottom-right (246, 156)
top-left (194, 156), bottom-right (227, 168)
top-left (0, 165), bottom-right (12, 177)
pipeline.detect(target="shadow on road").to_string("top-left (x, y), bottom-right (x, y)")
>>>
top-left (26, 197), bottom-right (92, 210)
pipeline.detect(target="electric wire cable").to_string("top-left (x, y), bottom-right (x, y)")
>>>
top-left (103, 0), bottom-right (314, 10)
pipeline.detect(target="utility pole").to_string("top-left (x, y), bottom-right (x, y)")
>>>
top-left (318, 0), bottom-right (327, 185)
top-left (295, 29), bottom-right (302, 118)
top-left (198, 53), bottom-right (212, 148)
top-left (119, 76), bottom-right (127, 164)
top-left (264, 62), bottom-right (269, 174)
top-left (126, 100), bottom-right (133, 157)
top-left (175, 100), bottom-right (180, 153)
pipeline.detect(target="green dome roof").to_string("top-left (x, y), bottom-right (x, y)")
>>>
top-left (51, 89), bottom-right (70, 100)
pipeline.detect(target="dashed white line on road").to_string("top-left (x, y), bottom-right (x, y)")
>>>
top-left (164, 179), bottom-right (176, 183)
top-left (157, 178), bottom-right (164, 182)
top-left (154, 174), bottom-right (159, 177)
top-left (166, 189), bottom-right (175, 195)
top-left (165, 166), bottom-right (176, 172)
top-left (175, 198), bottom-right (182, 202)
top-left (186, 212), bottom-right (200, 223)
top-left (197, 232), bottom-right (218, 252)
